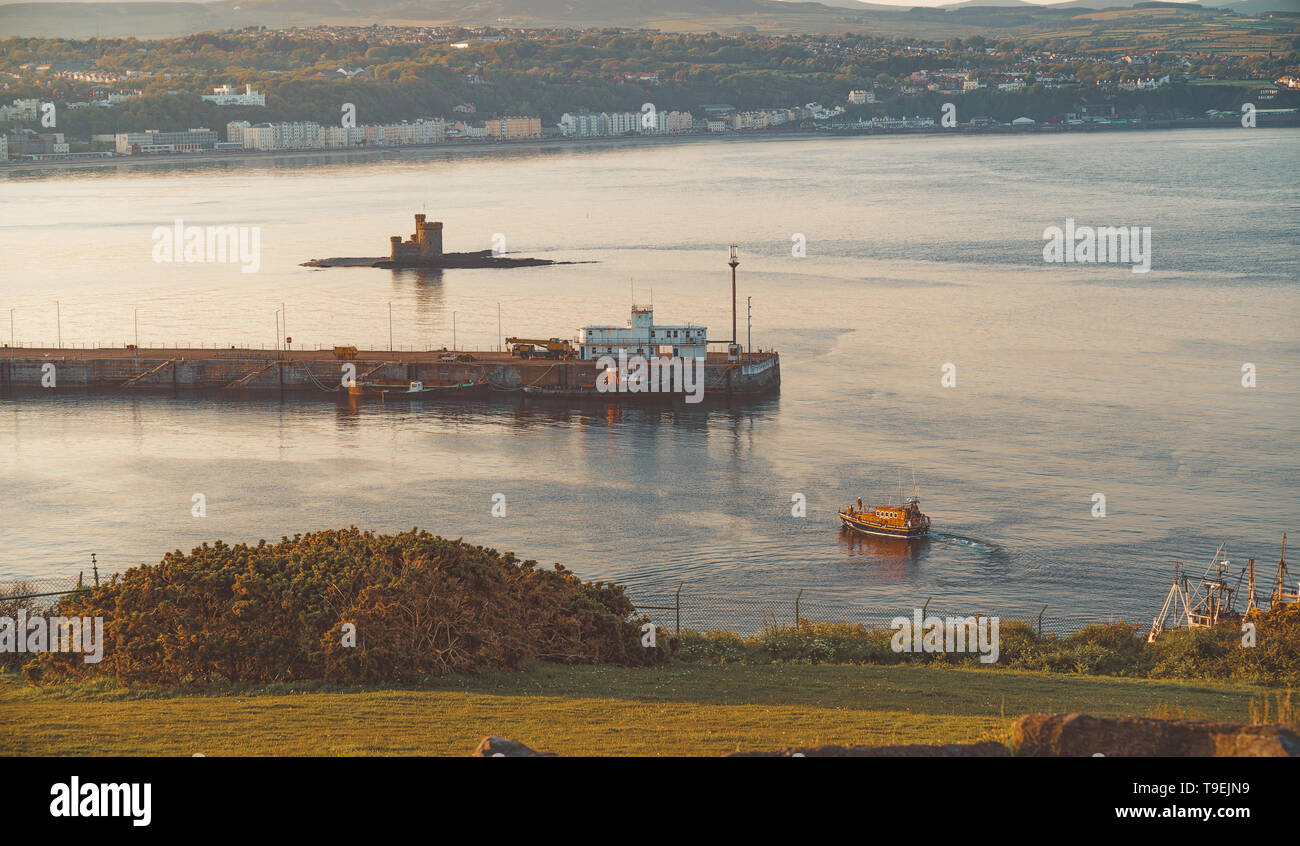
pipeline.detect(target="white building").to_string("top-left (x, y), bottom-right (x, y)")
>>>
top-left (560, 110), bottom-right (693, 136)
top-left (0, 98), bottom-right (40, 122)
top-left (558, 112), bottom-right (604, 136)
top-left (201, 84), bottom-right (266, 107)
top-left (240, 121), bottom-right (323, 150)
top-left (323, 126), bottom-right (366, 148)
top-left (371, 119), bottom-right (446, 146)
top-left (226, 119), bottom-right (251, 145)
top-left (848, 89), bottom-right (875, 104)
top-left (115, 128), bottom-right (216, 154)
top-left (578, 306), bottom-right (708, 361)
top-left (602, 111), bottom-right (640, 135)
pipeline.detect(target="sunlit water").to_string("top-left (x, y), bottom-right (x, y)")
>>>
top-left (1, 129), bottom-right (1297, 629)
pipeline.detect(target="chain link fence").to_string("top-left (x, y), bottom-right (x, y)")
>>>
top-left (0, 575), bottom-right (1109, 638)
top-left (626, 587), bottom-right (1113, 638)
top-left (0, 576), bottom-right (93, 606)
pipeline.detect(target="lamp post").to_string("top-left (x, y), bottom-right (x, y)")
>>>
top-left (747, 296), bottom-right (752, 361)
top-left (728, 245), bottom-right (739, 348)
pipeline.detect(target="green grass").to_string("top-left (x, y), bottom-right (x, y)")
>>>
top-left (0, 662), bottom-right (1274, 756)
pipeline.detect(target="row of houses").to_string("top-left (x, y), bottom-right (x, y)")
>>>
top-left (558, 104), bottom-right (846, 137)
top-left (217, 115), bottom-right (542, 152)
top-left (0, 91), bottom-right (143, 122)
top-left (557, 110), bottom-right (695, 136)
top-left (106, 115), bottom-right (545, 155)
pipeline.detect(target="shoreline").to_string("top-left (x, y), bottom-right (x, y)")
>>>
top-left (2, 117), bottom-right (1295, 176)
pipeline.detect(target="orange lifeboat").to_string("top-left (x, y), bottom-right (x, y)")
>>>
top-left (839, 496), bottom-right (931, 539)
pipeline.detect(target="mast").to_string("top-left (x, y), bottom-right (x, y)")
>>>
top-left (1245, 557), bottom-right (1258, 615)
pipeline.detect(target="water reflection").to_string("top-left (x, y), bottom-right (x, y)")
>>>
top-left (839, 527), bottom-right (931, 571)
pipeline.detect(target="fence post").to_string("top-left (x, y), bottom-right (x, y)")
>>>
top-left (795, 588), bottom-right (802, 628)
top-left (674, 582), bottom-right (682, 635)
top-left (1038, 605), bottom-right (1047, 637)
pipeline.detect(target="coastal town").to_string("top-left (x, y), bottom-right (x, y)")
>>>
top-left (1, 19), bottom-right (1297, 162)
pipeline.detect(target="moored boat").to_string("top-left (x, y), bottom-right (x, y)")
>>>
top-left (839, 495), bottom-right (931, 539)
top-left (348, 379), bottom-right (491, 398)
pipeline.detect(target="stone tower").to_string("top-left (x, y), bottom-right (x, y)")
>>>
top-left (414, 213), bottom-right (443, 258)
top-left (390, 213), bottom-right (445, 261)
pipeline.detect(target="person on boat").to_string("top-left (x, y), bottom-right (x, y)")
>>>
top-left (856, 497), bottom-right (863, 512)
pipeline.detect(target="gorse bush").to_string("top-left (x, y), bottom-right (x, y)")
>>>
top-left (27, 528), bottom-right (657, 686)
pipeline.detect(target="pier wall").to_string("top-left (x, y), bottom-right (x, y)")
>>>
top-left (0, 349), bottom-right (780, 398)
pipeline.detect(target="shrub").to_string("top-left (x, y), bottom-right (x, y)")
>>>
top-left (29, 527), bottom-right (657, 686)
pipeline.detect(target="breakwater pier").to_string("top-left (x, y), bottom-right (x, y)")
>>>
top-left (0, 346), bottom-right (780, 400)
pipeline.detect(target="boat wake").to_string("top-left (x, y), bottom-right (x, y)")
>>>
top-left (929, 533), bottom-right (1007, 559)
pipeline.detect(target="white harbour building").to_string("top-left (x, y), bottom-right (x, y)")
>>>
top-left (578, 305), bottom-right (708, 361)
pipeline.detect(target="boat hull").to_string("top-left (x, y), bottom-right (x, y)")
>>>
top-left (353, 380), bottom-right (492, 399)
top-left (839, 513), bottom-right (929, 539)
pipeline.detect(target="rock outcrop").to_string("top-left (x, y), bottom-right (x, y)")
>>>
top-left (1012, 712), bottom-right (1300, 757)
top-left (730, 742), bottom-right (1010, 757)
top-left (475, 715), bottom-right (1300, 757)
top-left (472, 736), bottom-right (556, 757)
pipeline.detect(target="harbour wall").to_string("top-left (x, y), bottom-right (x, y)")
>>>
top-left (0, 349), bottom-right (780, 398)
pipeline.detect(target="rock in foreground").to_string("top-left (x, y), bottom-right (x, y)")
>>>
top-left (730, 742), bottom-right (1010, 757)
top-left (473, 736), bottom-right (556, 757)
top-left (1013, 712), bottom-right (1300, 757)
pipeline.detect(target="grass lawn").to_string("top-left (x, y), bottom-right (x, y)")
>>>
top-left (0, 662), bottom-right (1275, 756)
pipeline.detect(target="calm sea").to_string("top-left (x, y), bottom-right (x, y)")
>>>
top-left (1, 129), bottom-right (1297, 629)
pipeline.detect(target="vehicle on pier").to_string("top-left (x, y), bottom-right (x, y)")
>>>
top-left (506, 338), bottom-right (576, 360)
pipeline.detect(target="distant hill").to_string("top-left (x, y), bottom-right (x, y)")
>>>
top-left (1, 0), bottom-right (1297, 39)
top-left (939, 0), bottom-right (1046, 9)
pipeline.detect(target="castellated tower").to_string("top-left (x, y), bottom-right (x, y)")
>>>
top-left (390, 213), bottom-right (445, 261)
top-left (415, 214), bottom-right (443, 258)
